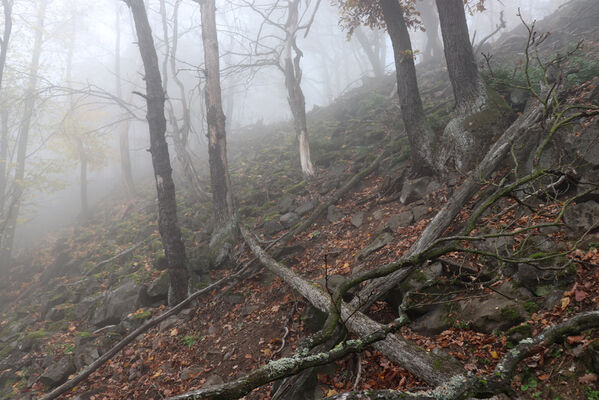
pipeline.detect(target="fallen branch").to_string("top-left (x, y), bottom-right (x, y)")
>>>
top-left (39, 263), bottom-right (253, 400)
top-left (85, 239), bottom-right (147, 276)
top-left (167, 319), bottom-right (403, 400)
top-left (241, 226), bottom-right (463, 385)
top-left (322, 310), bottom-right (599, 400)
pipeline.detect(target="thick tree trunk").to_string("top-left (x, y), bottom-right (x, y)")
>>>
top-left (435, 0), bottom-right (484, 111)
top-left (379, 0), bottom-right (435, 175)
top-left (198, 0), bottom-right (234, 228)
top-left (115, 3), bottom-right (136, 198)
top-left (284, 0), bottom-right (315, 178)
top-left (125, 0), bottom-right (189, 305)
top-left (0, 0), bottom-right (45, 262)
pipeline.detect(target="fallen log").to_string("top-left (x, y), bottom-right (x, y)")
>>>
top-left (352, 95), bottom-right (547, 311)
top-left (241, 226), bottom-right (463, 385)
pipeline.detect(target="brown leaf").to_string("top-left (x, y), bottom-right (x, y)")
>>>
top-left (566, 335), bottom-right (585, 345)
top-left (575, 289), bottom-right (588, 302)
top-left (579, 373), bottom-right (598, 384)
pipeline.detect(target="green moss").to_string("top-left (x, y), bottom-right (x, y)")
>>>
top-left (287, 180), bottom-right (307, 194)
top-left (132, 310), bottom-right (152, 320)
top-left (463, 87), bottom-right (514, 137)
top-left (151, 240), bottom-right (163, 251)
top-left (523, 301), bottom-right (539, 314)
top-left (24, 330), bottom-right (48, 341)
top-left (76, 331), bottom-right (94, 338)
top-left (500, 307), bottom-right (524, 324)
top-left (47, 320), bottom-right (69, 332)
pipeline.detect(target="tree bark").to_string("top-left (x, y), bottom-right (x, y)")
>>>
top-left (435, 0), bottom-right (484, 111)
top-left (0, 0), bottom-right (45, 262)
top-left (78, 139), bottom-right (89, 220)
top-left (198, 0), bottom-right (234, 228)
top-left (242, 227), bottom-right (463, 386)
top-left (115, 2), bottom-right (137, 198)
top-left (379, 0), bottom-right (435, 175)
top-left (284, 0), bottom-right (315, 178)
top-left (418, 0), bottom-right (442, 63)
top-left (125, 0), bottom-right (189, 305)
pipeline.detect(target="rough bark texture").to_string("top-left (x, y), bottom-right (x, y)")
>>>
top-left (198, 0), bottom-right (234, 227)
top-left (380, 0), bottom-right (435, 174)
top-left (284, 0), bottom-right (315, 177)
top-left (435, 0), bottom-right (483, 111)
top-left (126, 0), bottom-right (189, 305)
top-left (242, 227), bottom-right (463, 386)
top-left (0, 0), bottom-right (45, 262)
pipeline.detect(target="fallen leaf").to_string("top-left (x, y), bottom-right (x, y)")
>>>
top-left (579, 373), bottom-right (598, 384)
top-left (490, 351), bottom-right (499, 359)
top-left (538, 373), bottom-right (550, 381)
top-left (566, 335), bottom-right (585, 345)
top-left (170, 328), bottom-right (178, 336)
top-left (560, 297), bottom-right (570, 310)
top-left (575, 289), bottom-right (587, 302)
top-left (326, 389), bottom-right (338, 396)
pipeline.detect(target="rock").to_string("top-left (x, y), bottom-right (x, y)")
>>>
top-left (358, 232), bottom-right (393, 259)
top-left (241, 304), bottom-right (260, 316)
top-left (204, 374), bottom-right (224, 387)
top-left (403, 262), bottom-right (443, 293)
top-left (350, 211), bottom-right (365, 228)
top-left (584, 339), bottom-right (599, 373)
top-left (411, 205), bottom-right (430, 221)
top-left (279, 212), bottom-right (299, 228)
top-left (147, 272), bottom-right (170, 299)
top-left (39, 357), bottom-right (76, 388)
top-left (224, 293), bottom-right (244, 305)
top-left (327, 205), bottom-right (344, 223)
top-left (91, 281), bottom-right (149, 327)
top-left (180, 366), bottom-right (203, 380)
top-left (506, 324), bottom-right (533, 345)
top-left (372, 210), bottom-right (384, 220)
top-left (277, 196), bottom-right (295, 213)
top-left (577, 169), bottom-right (599, 202)
top-left (400, 177), bottom-right (431, 205)
top-left (46, 307), bottom-right (65, 322)
top-left (564, 201), bottom-right (599, 233)
top-left (319, 179), bottom-right (339, 194)
top-left (75, 294), bottom-right (102, 320)
top-left (411, 306), bottom-right (452, 336)
top-left (458, 294), bottom-right (526, 333)
top-left (73, 341), bottom-right (100, 370)
top-left (159, 316), bottom-right (179, 332)
top-left (263, 220), bottom-right (284, 237)
top-left (543, 289), bottom-right (564, 310)
top-left (387, 211), bottom-right (413, 230)
top-left (509, 88), bottom-right (529, 111)
top-left (295, 201), bottom-right (315, 217)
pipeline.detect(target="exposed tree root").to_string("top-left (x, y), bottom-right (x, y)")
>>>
top-left (84, 239), bottom-right (147, 277)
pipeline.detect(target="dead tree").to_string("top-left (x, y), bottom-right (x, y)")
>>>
top-left (124, 0), bottom-right (189, 305)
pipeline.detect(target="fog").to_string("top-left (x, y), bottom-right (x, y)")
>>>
top-left (0, 0), bottom-right (567, 255)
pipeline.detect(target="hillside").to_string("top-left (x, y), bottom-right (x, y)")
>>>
top-left (1, 1), bottom-right (599, 400)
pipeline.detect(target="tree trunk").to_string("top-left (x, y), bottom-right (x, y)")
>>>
top-left (125, 0), bottom-right (189, 305)
top-left (78, 139), bottom-right (89, 220)
top-left (0, 0), bottom-right (45, 262)
top-left (0, 108), bottom-right (7, 214)
top-left (115, 3), bottom-right (137, 198)
top-left (354, 27), bottom-right (385, 78)
top-left (379, 0), bottom-right (435, 175)
top-left (435, 0), bottom-right (484, 111)
top-left (419, 0), bottom-right (442, 63)
top-left (284, 0), bottom-right (315, 178)
top-left (198, 0), bottom-right (234, 228)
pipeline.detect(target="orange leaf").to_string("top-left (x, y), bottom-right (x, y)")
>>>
top-left (560, 297), bottom-right (570, 310)
top-left (538, 373), bottom-right (550, 381)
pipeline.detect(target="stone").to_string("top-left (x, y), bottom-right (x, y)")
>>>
top-left (387, 211), bottom-right (413, 230)
top-left (458, 294), bottom-right (526, 333)
top-left (277, 196), bottom-right (295, 213)
top-left (147, 272), bottom-right (170, 299)
top-left (39, 357), bottom-right (76, 388)
top-left (75, 294), bottom-right (102, 320)
top-left (279, 212), bottom-right (299, 228)
top-left (564, 201), bottom-right (599, 233)
top-left (350, 211), bottom-right (365, 228)
top-left (241, 304), bottom-right (260, 316)
top-left (224, 293), bottom-right (244, 305)
top-left (411, 306), bottom-right (451, 336)
top-left (400, 177), bottom-right (431, 205)
top-left (577, 169), bottom-right (599, 202)
top-left (319, 178), bottom-right (339, 195)
top-left (204, 374), bottom-right (224, 387)
top-left (263, 220), bottom-right (284, 237)
top-left (180, 366), bottom-right (203, 380)
top-left (358, 232), bottom-right (393, 259)
top-left (327, 205), bottom-right (343, 223)
top-left (411, 205), bottom-right (431, 221)
top-left (403, 262), bottom-right (443, 293)
top-left (372, 210), bottom-right (384, 220)
top-left (73, 342), bottom-right (100, 370)
top-left (159, 316), bottom-right (179, 332)
top-left (295, 201), bottom-right (315, 217)
top-left (91, 281), bottom-right (148, 327)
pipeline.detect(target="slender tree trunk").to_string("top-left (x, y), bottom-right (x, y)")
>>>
top-left (0, 0), bottom-right (11, 90)
top-left (198, 0), bottom-right (234, 228)
top-left (355, 27), bottom-right (384, 78)
top-left (379, 0), bottom-right (435, 175)
top-left (125, 0), bottom-right (189, 305)
top-left (419, 0), bottom-right (442, 63)
top-left (78, 139), bottom-right (89, 220)
top-left (0, 0), bottom-right (45, 262)
top-left (115, 3), bottom-right (137, 198)
top-left (283, 0), bottom-right (315, 178)
top-left (435, 0), bottom-right (484, 111)
top-left (0, 0), bottom-right (10, 213)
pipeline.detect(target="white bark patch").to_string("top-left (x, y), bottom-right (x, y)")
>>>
top-left (156, 174), bottom-right (164, 189)
top-left (298, 130), bottom-right (315, 177)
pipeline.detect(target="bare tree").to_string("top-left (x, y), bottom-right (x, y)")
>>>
top-left (0, 0), bottom-right (13, 217)
top-left (124, 0), bottom-right (189, 305)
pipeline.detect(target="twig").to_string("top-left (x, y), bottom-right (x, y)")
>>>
top-left (85, 239), bottom-right (147, 276)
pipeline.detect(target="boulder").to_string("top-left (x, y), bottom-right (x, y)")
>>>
top-left (295, 201), bottom-right (315, 217)
top-left (327, 205), bottom-right (344, 223)
top-left (400, 177), bottom-right (438, 205)
top-left (39, 357), bottom-right (76, 388)
top-left (350, 211), bottom-right (365, 228)
top-left (564, 201), bottom-right (599, 233)
top-left (73, 337), bottom-right (100, 370)
top-left (147, 272), bottom-right (170, 299)
top-left (411, 205), bottom-right (431, 221)
top-left (458, 294), bottom-right (526, 333)
top-left (280, 212), bottom-right (299, 228)
top-left (358, 232), bottom-right (393, 259)
top-left (411, 306), bottom-right (452, 336)
top-left (263, 220), bottom-right (284, 237)
top-left (277, 196), bottom-right (295, 214)
top-left (387, 211), bottom-right (413, 230)
top-left (91, 281), bottom-right (148, 327)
